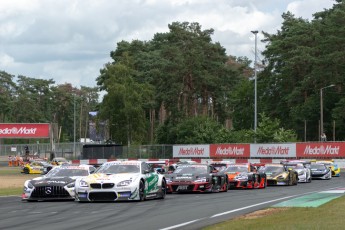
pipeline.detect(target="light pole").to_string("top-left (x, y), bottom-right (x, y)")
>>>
top-left (73, 94), bottom-right (76, 158)
top-left (251, 30), bottom-right (258, 134)
top-left (320, 84), bottom-right (335, 140)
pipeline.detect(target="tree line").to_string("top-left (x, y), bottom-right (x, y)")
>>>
top-left (2, 0), bottom-right (345, 145)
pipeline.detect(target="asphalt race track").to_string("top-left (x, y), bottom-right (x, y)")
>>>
top-left (1, 174), bottom-right (344, 230)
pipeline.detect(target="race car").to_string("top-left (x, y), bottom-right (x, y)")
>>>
top-left (208, 160), bottom-right (234, 172)
top-left (21, 161), bottom-right (54, 174)
top-left (315, 160), bottom-right (340, 177)
top-left (222, 163), bottom-right (266, 189)
top-left (165, 163), bottom-right (228, 193)
top-left (281, 161), bottom-right (312, 183)
top-left (75, 160), bottom-right (166, 202)
top-left (310, 163), bottom-right (332, 179)
top-left (51, 157), bottom-right (71, 166)
top-left (258, 163), bottom-right (298, 186)
top-left (22, 165), bottom-right (96, 201)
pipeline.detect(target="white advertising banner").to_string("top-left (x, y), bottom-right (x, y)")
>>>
top-left (173, 145), bottom-right (210, 158)
top-left (250, 143), bottom-right (296, 158)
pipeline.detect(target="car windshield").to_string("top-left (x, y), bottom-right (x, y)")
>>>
top-left (97, 164), bottom-right (140, 174)
top-left (173, 165), bottom-right (208, 174)
top-left (223, 166), bottom-right (248, 173)
top-left (260, 166), bottom-right (284, 173)
top-left (46, 168), bottom-right (89, 177)
top-left (311, 164), bottom-right (326, 170)
top-left (285, 164), bottom-right (304, 170)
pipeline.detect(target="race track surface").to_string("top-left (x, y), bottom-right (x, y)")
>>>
top-left (1, 174), bottom-right (344, 230)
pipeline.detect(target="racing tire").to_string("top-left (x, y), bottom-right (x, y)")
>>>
top-left (139, 180), bottom-right (146, 201)
top-left (23, 168), bottom-right (29, 174)
top-left (159, 180), bottom-right (167, 199)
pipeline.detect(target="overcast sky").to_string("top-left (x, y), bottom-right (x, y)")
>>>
top-left (0, 0), bottom-right (335, 90)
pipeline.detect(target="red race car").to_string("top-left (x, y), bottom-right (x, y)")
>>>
top-left (223, 163), bottom-right (267, 189)
top-left (166, 163), bottom-right (228, 193)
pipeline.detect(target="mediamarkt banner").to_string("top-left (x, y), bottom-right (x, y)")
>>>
top-left (210, 144), bottom-right (250, 158)
top-left (296, 142), bottom-right (345, 158)
top-left (250, 143), bottom-right (296, 158)
top-left (173, 145), bottom-right (210, 158)
top-left (0, 123), bottom-right (50, 138)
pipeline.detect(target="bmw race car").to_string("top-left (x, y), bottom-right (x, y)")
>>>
top-left (310, 163), bottom-right (332, 179)
top-left (281, 162), bottom-right (312, 183)
top-left (258, 163), bottom-right (298, 186)
top-left (22, 165), bottom-right (95, 201)
top-left (21, 161), bottom-right (54, 174)
top-left (223, 163), bottom-right (267, 189)
top-left (165, 163), bottom-right (228, 193)
top-left (75, 160), bottom-right (166, 202)
top-left (315, 160), bottom-right (340, 177)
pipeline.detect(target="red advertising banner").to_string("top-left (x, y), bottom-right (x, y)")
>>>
top-left (0, 123), bottom-right (50, 138)
top-left (296, 142), bottom-right (345, 158)
top-left (210, 144), bottom-right (250, 158)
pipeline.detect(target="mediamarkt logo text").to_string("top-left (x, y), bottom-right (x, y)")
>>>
top-left (257, 146), bottom-right (289, 155)
top-left (215, 147), bottom-right (245, 156)
top-left (303, 145), bottom-right (340, 155)
top-left (0, 127), bottom-right (37, 135)
top-left (178, 147), bottom-right (205, 155)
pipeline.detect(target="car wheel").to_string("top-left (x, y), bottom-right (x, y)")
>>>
top-left (159, 180), bottom-right (166, 199)
top-left (23, 168), bottom-right (29, 174)
top-left (139, 180), bottom-right (146, 201)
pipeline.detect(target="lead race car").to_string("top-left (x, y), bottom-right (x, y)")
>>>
top-left (74, 160), bottom-right (166, 202)
top-left (165, 163), bottom-right (228, 193)
top-left (280, 161), bottom-right (312, 183)
top-left (22, 164), bottom-right (96, 201)
top-left (258, 163), bottom-right (298, 186)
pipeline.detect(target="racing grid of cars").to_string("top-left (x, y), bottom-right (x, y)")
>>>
top-left (21, 159), bottom-right (340, 202)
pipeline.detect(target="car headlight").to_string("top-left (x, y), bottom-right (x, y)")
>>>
top-left (25, 181), bottom-right (34, 189)
top-left (194, 177), bottom-right (207, 183)
top-left (79, 179), bottom-right (89, 187)
top-left (66, 182), bottom-right (75, 188)
top-left (117, 180), bottom-right (132, 187)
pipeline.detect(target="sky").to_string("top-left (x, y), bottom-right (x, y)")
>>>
top-left (0, 0), bottom-right (336, 91)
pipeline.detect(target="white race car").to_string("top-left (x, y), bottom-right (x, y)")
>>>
top-left (75, 160), bottom-right (166, 202)
top-left (283, 162), bottom-right (312, 183)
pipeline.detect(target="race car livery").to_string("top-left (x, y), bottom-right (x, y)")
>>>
top-left (310, 163), bottom-right (332, 179)
top-left (258, 163), bottom-right (298, 186)
top-left (315, 160), bottom-right (340, 177)
top-left (165, 163), bottom-right (228, 193)
top-left (281, 161), bottom-right (312, 183)
top-left (21, 161), bottom-right (54, 174)
top-left (223, 163), bottom-right (266, 189)
top-left (22, 165), bottom-right (95, 201)
top-left (75, 160), bottom-right (166, 202)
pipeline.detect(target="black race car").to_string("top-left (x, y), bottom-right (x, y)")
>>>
top-left (165, 163), bottom-right (228, 193)
top-left (22, 165), bottom-right (96, 201)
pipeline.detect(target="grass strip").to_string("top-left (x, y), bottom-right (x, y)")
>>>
top-left (203, 195), bottom-right (345, 230)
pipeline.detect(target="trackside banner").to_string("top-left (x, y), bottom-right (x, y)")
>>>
top-left (250, 143), bottom-right (296, 158)
top-left (296, 142), bottom-right (345, 158)
top-left (173, 145), bottom-right (210, 158)
top-left (0, 123), bottom-right (50, 138)
top-left (210, 144), bottom-right (250, 158)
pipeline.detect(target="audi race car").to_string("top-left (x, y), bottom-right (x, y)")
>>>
top-left (165, 163), bottom-right (228, 193)
top-left (310, 163), bottom-right (332, 180)
top-left (281, 162), bottom-right (312, 183)
top-left (21, 161), bottom-right (54, 174)
top-left (315, 160), bottom-right (340, 177)
top-left (22, 165), bottom-right (96, 201)
top-left (258, 163), bottom-right (298, 186)
top-left (222, 163), bottom-right (266, 189)
top-left (75, 160), bottom-right (166, 202)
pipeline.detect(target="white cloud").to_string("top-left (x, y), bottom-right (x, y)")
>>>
top-left (0, 0), bottom-right (336, 88)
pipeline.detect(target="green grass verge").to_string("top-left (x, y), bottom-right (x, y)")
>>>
top-left (0, 188), bottom-right (23, 196)
top-left (0, 167), bottom-right (23, 175)
top-left (203, 195), bottom-right (345, 230)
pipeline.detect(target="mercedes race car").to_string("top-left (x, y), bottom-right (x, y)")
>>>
top-left (315, 160), bottom-right (340, 177)
top-left (258, 163), bottom-right (298, 186)
top-left (281, 161), bottom-right (312, 183)
top-left (310, 163), bottom-right (332, 179)
top-left (22, 165), bottom-right (96, 201)
top-left (75, 160), bottom-right (166, 202)
top-left (222, 163), bottom-right (267, 189)
top-left (165, 163), bottom-right (228, 193)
